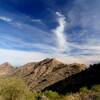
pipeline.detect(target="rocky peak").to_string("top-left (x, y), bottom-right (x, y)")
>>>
top-left (37, 58), bottom-right (62, 65)
top-left (49, 58), bottom-right (63, 65)
top-left (0, 62), bottom-right (13, 76)
top-left (23, 59), bottom-right (86, 92)
top-left (0, 62), bottom-right (12, 68)
top-left (24, 58), bottom-right (64, 81)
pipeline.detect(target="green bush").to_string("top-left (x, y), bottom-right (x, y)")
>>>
top-left (64, 93), bottom-right (81, 100)
top-left (0, 77), bottom-right (36, 100)
top-left (43, 90), bottom-right (61, 100)
top-left (95, 94), bottom-right (100, 100)
top-left (80, 87), bottom-right (89, 93)
top-left (91, 85), bottom-right (100, 92)
top-left (91, 85), bottom-right (100, 100)
top-left (0, 77), bottom-right (99, 100)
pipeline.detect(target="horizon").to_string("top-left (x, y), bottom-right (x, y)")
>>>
top-left (0, 0), bottom-right (100, 66)
top-left (0, 57), bottom-right (96, 67)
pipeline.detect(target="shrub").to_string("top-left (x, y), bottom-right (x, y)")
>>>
top-left (0, 77), bottom-right (35, 100)
top-left (91, 85), bottom-right (100, 92)
top-left (95, 95), bottom-right (100, 100)
top-left (64, 93), bottom-right (81, 100)
top-left (43, 90), bottom-right (61, 100)
top-left (80, 87), bottom-right (89, 93)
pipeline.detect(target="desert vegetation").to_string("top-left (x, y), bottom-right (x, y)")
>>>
top-left (0, 62), bottom-right (99, 100)
top-left (0, 77), bottom-right (99, 100)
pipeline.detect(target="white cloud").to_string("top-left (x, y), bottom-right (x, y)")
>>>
top-left (0, 48), bottom-right (51, 66)
top-left (56, 54), bottom-right (100, 65)
top-left (0, 7), bottom-right (100, 65)
top-left (0, 48), bottom-right (100, 66)
top-left (31, 19), bottom-right (42, 22)
top-left (53, 12), bottom-right (67, 52)
top-left (0, 35), bottom-right (58, 53)
top-left (0, 16), bottom-right (12, 22)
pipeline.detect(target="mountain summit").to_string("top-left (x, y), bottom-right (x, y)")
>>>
top-left (20, 58), bottom-right (86, 92)
top-left (39, 58), bottom-right (63, 65)
top-left (0, 62), bottom-right (12, 67)
top-left (0, 62), bottom-right (13, 76)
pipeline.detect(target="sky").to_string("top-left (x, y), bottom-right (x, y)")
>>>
top-left (0, 0), bottom-right (100, 66)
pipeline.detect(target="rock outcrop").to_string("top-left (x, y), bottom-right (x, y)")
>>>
top-left (0, 62), bottom-right (14, 76)
top-left (22, 58), bottom-right (86, 92)
top-left (14, 62), bottom-right (37, 77)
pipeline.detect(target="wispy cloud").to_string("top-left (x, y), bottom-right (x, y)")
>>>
top-left (0, 1), bottom-right (100, 65)
top-left (53, 12), bottom-right (67, 52)
top-left (0, 48), bottom-right (51, 66)
top-left (0, 16), bottom-right (12, 22)
top-left (57, 54), bottom-right (100, 65)
top-left (31, 19), bottom-right (42, 22)
top-left (0, 35), bottom-right (57, 53)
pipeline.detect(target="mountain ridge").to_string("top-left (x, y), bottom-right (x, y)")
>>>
top-left (0, 62), bottom-right (14, 76)
top-left (0, 58), bottom-right (87, 92)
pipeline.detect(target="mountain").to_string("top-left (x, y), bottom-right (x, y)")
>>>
top-left (21, 58), bottom-right (86, 92)
top-left (14, 62), bottom-right (37, 77)
top-left (14, 58), bottom-right (63, 77)
top-left (0, 62), bottom-right (14, 76)
top-left (0, 59), bottom-right (100, 100)
top-left (0, 58), bottom-right (87, 92)
top-left (44, 63), bottom-right (100, 94)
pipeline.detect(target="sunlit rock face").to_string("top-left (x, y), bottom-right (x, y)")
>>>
top-left (0, 58), bottom-right (87, 92)
top-left (20, 58), bottom-right (86, 92)
top-left (14, 62), bottom-right (37, 77)
top-left (0, 62), bottom-right (14, 76)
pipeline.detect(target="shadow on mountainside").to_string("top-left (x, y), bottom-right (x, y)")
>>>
top-left (43, 63), bottom-right (100, 95)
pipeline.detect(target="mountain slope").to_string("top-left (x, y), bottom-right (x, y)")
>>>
top-left (14, 62), bottom-right (37, 77)
top-left (0, 58), bottom-right (87, 93)
top-left (44, 63), bottom-right (100, 94)
top-left (0, 62), bottom-right (14, 76)
top-left (22, 58), bottom-right (86, 92)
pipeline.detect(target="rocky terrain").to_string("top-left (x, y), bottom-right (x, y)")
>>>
top-left (45, 63), bottom-right (100, 94)
top-left (14, 62), bottom-right (37, 77)
top-left (0, 58), bottom-right (86, 92)
top-left (0, 58), bottom-right (100, 100)
top-left (23, 58), bottom-right (86, 92)
top-left (0, 60), bottom-right (100, 100)
top-left (0, 62), bottom-right (14, 76)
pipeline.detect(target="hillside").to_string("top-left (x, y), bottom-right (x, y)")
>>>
top-left (0, 59), bottom-right (100, 100)
top-left (24, 58), bottom-right (86, 92)
top-left (0, 62), bottom-right (14, 76)
top-left (44, 63), bottom-right (100, 94)
top-left (0, 58), bottom-right (86, 92)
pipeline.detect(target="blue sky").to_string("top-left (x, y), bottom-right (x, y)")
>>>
top-left (0, 0), bottom-right (100, 66)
